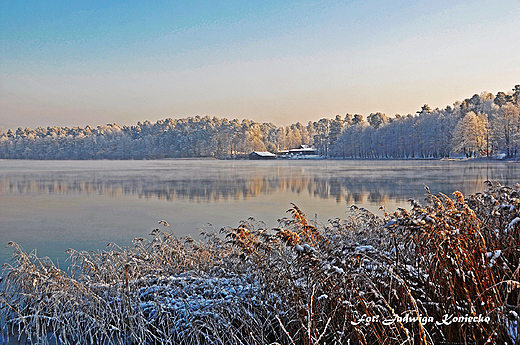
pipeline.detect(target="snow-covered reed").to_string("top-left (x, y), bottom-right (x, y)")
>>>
top-left (1, 182), bottom-right (519, 344)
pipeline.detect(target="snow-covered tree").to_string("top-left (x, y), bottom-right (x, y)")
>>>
top-left (452, 112), bottom-right (488, 158)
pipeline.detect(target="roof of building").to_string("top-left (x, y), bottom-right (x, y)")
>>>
top-left (250, 151), bottom-right (276, 157)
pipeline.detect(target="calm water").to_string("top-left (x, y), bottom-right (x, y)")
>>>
top-left (1, 159), bottom-right (519, 267)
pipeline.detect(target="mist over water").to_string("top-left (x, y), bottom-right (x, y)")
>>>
top-left (1, 159), bottom-right (519, 266)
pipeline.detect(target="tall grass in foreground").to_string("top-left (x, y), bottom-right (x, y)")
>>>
top-left (1, 182), bottom-right (519, 344)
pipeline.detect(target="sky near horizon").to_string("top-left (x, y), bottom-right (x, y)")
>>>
top-left (1, 0), bottom-right (519, 130)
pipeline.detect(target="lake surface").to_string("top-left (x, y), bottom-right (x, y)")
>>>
top-left (1, 159), bottom-right (519, 267)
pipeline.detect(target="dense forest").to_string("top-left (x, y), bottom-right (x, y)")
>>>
top-left (1, 85), bottom-right (519, 160)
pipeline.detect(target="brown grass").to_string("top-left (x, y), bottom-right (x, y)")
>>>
top-left (0, 183), bottom-right (519, 344)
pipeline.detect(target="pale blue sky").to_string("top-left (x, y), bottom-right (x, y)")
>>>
top-left (1, 0), bottom-right (519, 129)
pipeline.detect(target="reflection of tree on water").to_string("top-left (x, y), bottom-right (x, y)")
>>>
top-left (1, 163), bottom-right (518, 205)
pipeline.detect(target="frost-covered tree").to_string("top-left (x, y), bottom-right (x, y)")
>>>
top-left (490, 103), bottom-right (520, 157)
top-left (367, 112), bottom-right (389, 129)
top-left (512, 85), bottom-right (520, 105)
top-left (452, 112), bottom-right (488, 158)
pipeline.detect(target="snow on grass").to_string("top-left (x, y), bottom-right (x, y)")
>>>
top-left (1, 183), bottom-right (519, 344)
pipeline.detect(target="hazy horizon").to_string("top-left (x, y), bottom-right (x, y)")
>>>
top-left (1, 0), bottom-right (519, 130)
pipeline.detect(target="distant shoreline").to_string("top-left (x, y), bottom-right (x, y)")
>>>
top-left (0, 156), bottom-right (517, 162)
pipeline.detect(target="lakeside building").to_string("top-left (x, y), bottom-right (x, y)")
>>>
top-left (250, 146), bottom-right (320, 160)
top-left (278, 145), bottom-right (320, 159)
top-left (249, 151), bottom-right (277, 160)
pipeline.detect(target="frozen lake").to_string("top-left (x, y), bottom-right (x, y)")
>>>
top-left (1, 159), bottom-right (519, 266)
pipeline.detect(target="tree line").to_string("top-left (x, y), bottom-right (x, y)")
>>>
top-left (1, 85), bottom-right (519, 160)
